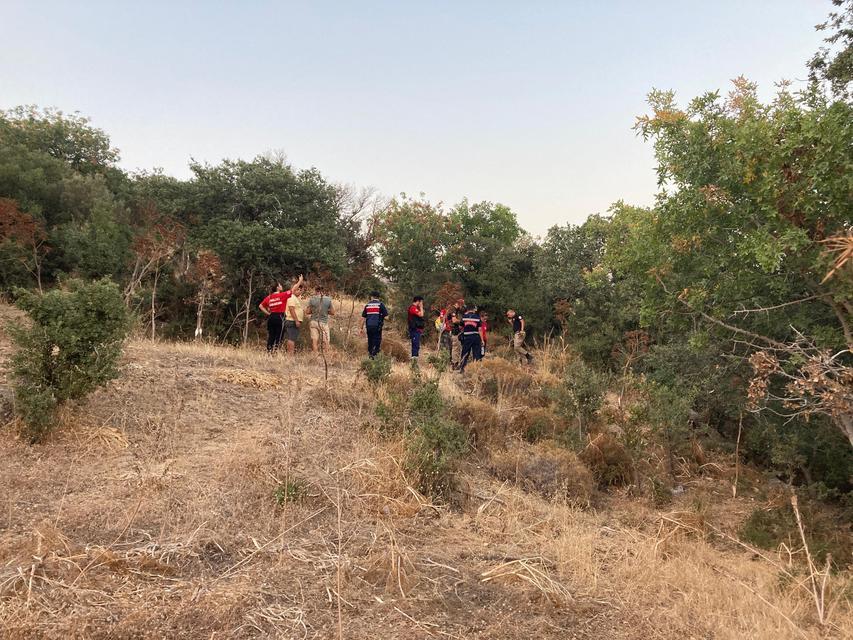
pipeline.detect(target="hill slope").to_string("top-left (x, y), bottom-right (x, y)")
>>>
top-left (1, 330), bottom-right (850, 639)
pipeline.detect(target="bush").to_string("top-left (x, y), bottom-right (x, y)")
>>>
top-left (466, 358), bottom-right (536, 403)
top-left (8, 279), bottom-right (130, 442)
top-left (360, 354), bottom-right (392, 385)
top-left (407, 416), bottom-right (468, 496)
top-left (552, 359), bottom-right (606, 437)
top-left (380, 335), bottom-right (410, 362)
top-left (511, 407), bottom-right (566, 443)
top-left (405, 379), bottom-right (469, 496)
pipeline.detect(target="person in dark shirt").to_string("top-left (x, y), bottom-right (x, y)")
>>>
top-left (506, 308), bottom-right (533, 365)
top-left (458, 304), bottom-right (483, 372)
top-left (361, 292), bottom-right (389, 358)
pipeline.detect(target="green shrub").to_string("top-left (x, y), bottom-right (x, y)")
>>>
top-left (409, 380), bottom-right (444, 419)
top-left (407, 416), bottom-right (468, 496)
top-left (8, 279), bottom-right (130, 442)
top-left (405, 379), bottom-right (468, 496)
top-left (552, 359), bottom-right (606, 437)
top-left (360, 354), bottom-right (392, 385)
top-left (426, 349), bottom-right (450, 374)
top-left (740, 506), bottom-right (794, 550)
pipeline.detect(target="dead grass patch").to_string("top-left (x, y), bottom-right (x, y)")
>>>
top-left (451, 396), bottom-right (506, 449)
top-left (580, 432), bottom-right (635, 487)
top-left (380, 335), bottom-right (410, 363)
top-left (490, 442), bottom-right (594, 506)
top-left (510, 407), bottom-right (566, 442)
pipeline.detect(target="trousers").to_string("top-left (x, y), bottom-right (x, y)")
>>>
top-left (459, 334), bottom-right (482, 371)
top-left (410, 329), bottom-right (422, 358)
top-left (513, 330), bottom-right (531, 361)
top-left (366, 326), bottom-right (383, 357)
top-left (266, 313), bottom-right (284, 352)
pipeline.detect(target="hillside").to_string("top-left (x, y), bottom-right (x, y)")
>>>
top-left (1, 318), bottom-right (851, 639)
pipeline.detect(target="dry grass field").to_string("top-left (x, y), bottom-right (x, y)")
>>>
top-left (1, 315), bottom-right (851, 639)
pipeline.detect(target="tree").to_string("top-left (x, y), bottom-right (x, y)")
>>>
top-left (374, 196), bottom-right (453, 302)
top-left (809, 0), bottom-right (853, 101)
top-left (618, 79), bottom-right (853, 449)
top-left (186, 251), bottom-right (224, 340)
top-left (0, 198), bottom-right (49, 292)
top-left (124, 207), bottom-right (186, 339)
top-left (0, 106), bottom-right (119, 173)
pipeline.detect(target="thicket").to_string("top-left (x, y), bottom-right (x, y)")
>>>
top-left (8, 279), bottom-right (130, 441)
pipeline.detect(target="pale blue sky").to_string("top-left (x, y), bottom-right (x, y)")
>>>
top-left (2, 1), bottom-right (831, 235)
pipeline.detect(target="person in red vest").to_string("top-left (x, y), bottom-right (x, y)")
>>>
top-left (407, 296), bottom-right (425, 361)
top-left (259, 274), bottom-right (303, 352)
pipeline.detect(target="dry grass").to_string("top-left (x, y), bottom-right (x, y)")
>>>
top-left (510, 407), bottom-right (567, 442)
top-left (580, 431), bottom-right (635, 487)
top-left (464, 358), bottom-right (541, 409)
top-left (0, 321), bottom-right (851, 639)
top-left (490, 441), bottom-right (595, 506)
top-left (451, 396), bottom-right (506, 449)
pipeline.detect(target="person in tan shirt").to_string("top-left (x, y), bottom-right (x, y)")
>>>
top-left (284, 293), bottom-right (304, 354)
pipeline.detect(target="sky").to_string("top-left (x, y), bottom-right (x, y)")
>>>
top-left (2, 0), bottom-right (832, 236)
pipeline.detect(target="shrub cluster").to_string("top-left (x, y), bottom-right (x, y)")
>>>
top-left (8, 279), bottom-right (131, 442)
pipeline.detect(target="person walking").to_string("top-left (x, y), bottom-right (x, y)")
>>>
top-left (458, 303), bottom-right (483, 372)
top-left (284, 287), bottom-right (305, 354)
top-left (306, 284), bottom-right (335, 353)
top-left (361, 291), bottom-right (388, 358)
top-left (506, 308), bottom-right (533, 365)
top-left (259, 275), bottom-right (303, 352)
top-left (407, 296), bottom-right (425, 361)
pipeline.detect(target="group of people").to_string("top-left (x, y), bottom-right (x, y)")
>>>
top-left (258, 275), bottom-right (335, 354)
top-left (259, 277), bottom-right (533, 372)
top-left (366, 293), bottom-right (533, 372)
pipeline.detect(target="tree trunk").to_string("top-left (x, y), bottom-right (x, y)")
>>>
top-left (195, 287), bottom-right (207, 340)
top-left (150, 267), bottom-right (160, 340)
top-left (242, 270), bottom-right (254, 346)
top-left (33, 242), bottom-right (43, 294)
